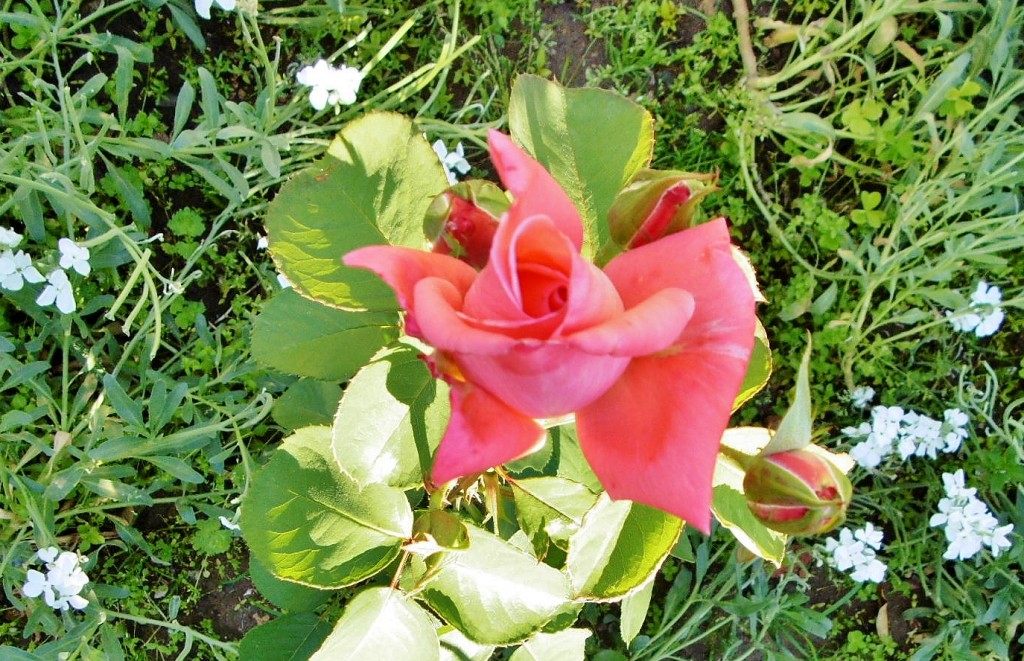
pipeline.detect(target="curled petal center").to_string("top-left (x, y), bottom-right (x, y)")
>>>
top-left (518, 262), bottom-right (570, 317)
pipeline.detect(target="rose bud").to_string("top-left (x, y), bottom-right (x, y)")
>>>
top-left (425, 180), bottom-right (509, 269)
top-left (742, 449), bottom-right (852, 536)
top-left (608, 169), bottom-right (719, 249)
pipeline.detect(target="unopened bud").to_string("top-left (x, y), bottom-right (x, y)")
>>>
top-left (425, 180), bottom-right (508, 269)
top-left (743, 449), bottom-right (851, 536)
top-left (608, 169), bottom-right (718, 249)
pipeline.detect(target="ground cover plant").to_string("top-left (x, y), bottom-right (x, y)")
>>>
top-left (1, 0), bottom-right (1021, 659)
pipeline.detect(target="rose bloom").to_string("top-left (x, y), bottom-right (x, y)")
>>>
top-left (345, 131), bottom-right (755, 531)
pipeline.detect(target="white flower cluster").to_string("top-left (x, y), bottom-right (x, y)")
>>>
top-left (824, 523), bottom-right (887, 583)
top-left (22, 547), bottom-right (90, 611)
top-left (946, 281), bottom-right (1006, 338)
top-left (842, 405), bottom-right (970, 469)
top-left (432, 140), bottom-right (472, 185)
top-left (296, 60), bottom-right (364, 111)
top-left (0, 227), bottom-right (91, 314)
top-left (929, 470), bottom-right (1014, 561)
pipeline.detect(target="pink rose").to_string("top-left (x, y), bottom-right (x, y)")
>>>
top-left (344, 131), bottom-right (756, 531)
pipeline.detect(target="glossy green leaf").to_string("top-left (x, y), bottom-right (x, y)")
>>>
top-left (512, 476), bottom-right (599, 553)
top-left (509, 75), bottom-right (654, 259)
top-left (265, 112), bottom-right (449, 310)
top-left (272, 379), bottom-right (344, 430)
top-left (420, 524), bottom-right (573, 645)
top-left (240, 427), bottom-right (413, 588)
top-left (566, 494), bottom-right (681, 601)
top-left (252, 288), bottom-right (398, 382)
top-left (238, 613), bottom-right (331, 661)
top-left (510, 629), bottom-right (592, 661)
top-left (332, 343), bottom-right (449, 489)
top-left (249, 554), bottom-right (332, 613)
top-left (311, 587), bottom-right (439, 661)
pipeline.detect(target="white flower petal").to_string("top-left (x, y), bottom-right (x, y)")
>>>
top-left (22, 570), bottom-right (48, 598)
top-left (194, 0), bottom-right (214, 18)
top-left (974, 308), bottom-right (1004, 337)
top-left (0, 226), bottom-right (22, 249)
top-left (37, 547), bottom-right (59, 564)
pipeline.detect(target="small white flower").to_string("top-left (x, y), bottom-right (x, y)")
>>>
top-left (256, 235), bottom-right (269, 250)
top-left (23, 546), bottom-right (90, 611)
top-left (296, 59), bottom-right (363, 110)
top-left (0, 250), bottom-right (45, 291)
top-left (36, 547), bottom-right (59, 564)
top-left (943, 408), bottom-right (969, 428)
top-left (195, 0), bottom-right (236, 19)
top-left (219, 516), bottom-right (241, 531)
top-left (931, 470), bottom-right (1014, 561)
top-left (0, 226), bottom-right (22, 248)
top-left (850, 386), bottom-right (875, 409)
top-left (36, 269), bottom-right (76, 314)
top-left (946, 310), bottom-right (981, 333)
top-left (850, 557), bottom-right (887, 583)
top-left (854, 522), bottom-right (885, 550)
top-left (825, 524), bottom-right (887, 583)
top-left (974, 308), bottom-right (1004, 338)
top-left (970, 281), bottom-right (1002, 307)
top-left (850, 441), bottom-right (884, 469)
top-left (58, 238), bottom-right (91, 276)
top-left (947, 281), bottom-right (1006, 337)
top-left (985, 523), bottom-right (1014, 558)
top-left (432, 140), bottom-right (472, 184)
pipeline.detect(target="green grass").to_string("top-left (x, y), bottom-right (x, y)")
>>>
top-left (1, 0), bottom-right (1021, 658)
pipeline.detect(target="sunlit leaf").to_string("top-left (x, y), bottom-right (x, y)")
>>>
top-left (332, 343), bottom-right (449, 489)
top-left (311, 587), bottom-right (439, 661)
top-left (420, 524), bottom-right (573, 645)
top-left (566, 494), bottom-right (681, 601)
top-left (240, 427), bottom-right (413, 588)
top-left (265, 112), bottom-right (449, 310)
top-left (252, 288), bottom-right (398, 382)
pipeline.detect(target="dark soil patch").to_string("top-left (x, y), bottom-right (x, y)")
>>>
top-left (539, 2), bottom-right (609, 86)
top-left (177, 553), bottom-right (270, 640)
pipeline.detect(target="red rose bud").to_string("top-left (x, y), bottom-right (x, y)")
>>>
top-left (743, 449), bottom-right (852, 536)
top-left (609, 169), bottom-right (719, 249)
top-left (425, 180), bottom-right (508, 269)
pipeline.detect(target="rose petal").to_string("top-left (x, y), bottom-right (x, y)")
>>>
top-left (457, 345), bottom-right (630, 418)
top-left (413, 278), bottom-right (518, 355)
top-left (344, 246), bottom-right (478, 336)
top-left (576, 219), bottom-right (756, 531)
top-left (430, 380), bottom-right (546, 485)
top-left (566, 287), bottom-right (694, 357)
top-left (487, 131), bottom-right (583, 251)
